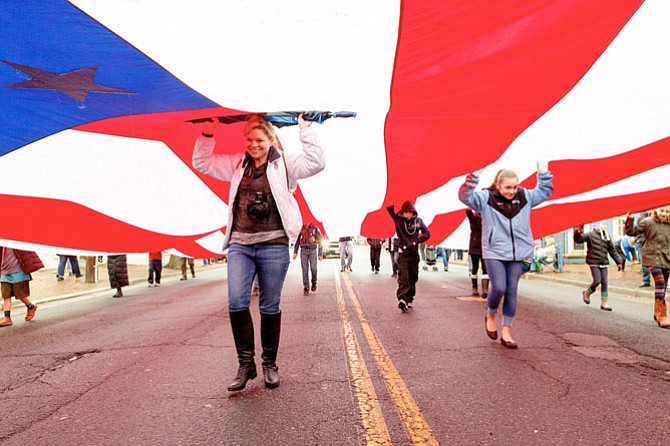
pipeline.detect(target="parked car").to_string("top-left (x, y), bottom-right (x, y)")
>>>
top-left (320, 239), bottom-right (340, 259)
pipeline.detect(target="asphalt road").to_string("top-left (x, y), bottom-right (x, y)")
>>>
top-left (1, 246), bottom-right (669, 445)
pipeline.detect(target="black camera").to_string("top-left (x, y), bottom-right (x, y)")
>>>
top-left (247, 192), bottom-right (270, 220)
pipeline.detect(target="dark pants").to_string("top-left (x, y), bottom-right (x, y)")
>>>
top-left (397, 251), bottom-right (419, 303)
top-left (148, 259), bottom-right (162, 285)
top-left (588, 265), bottom-right (609, 294)
top-left (642, 265), bottom-right (651, 285)
top-left (300, 246), bottom-right (318, 288)
top-left (370, 246), bottom-right (382, 271)
top-left (181, 257), bottom-right (195, 278)
top-left (469, 254), bottom-right (487, 276)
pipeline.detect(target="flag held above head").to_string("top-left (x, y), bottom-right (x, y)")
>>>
top-left (3, 1), bottom-right (670, 258)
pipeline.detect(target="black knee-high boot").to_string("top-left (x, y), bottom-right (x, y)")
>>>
top-left (228, 309), bottom-right (257, 391)
top-left (261, 312), bottom-right (281, 389)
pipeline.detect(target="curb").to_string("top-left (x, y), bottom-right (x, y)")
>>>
top-left (448, 259), bottom-right (652, 300)
top-left (522, 272), bottom-right (653, 299)
top-left (14, 264), bottom-right (227, 308)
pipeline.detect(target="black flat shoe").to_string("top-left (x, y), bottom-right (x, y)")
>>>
top-left (500, 336), bottom-right (518, 349)
top-left (485, 316), bottom-right (497, 340)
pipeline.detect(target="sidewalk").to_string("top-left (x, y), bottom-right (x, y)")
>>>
top-left (523, 263), bottom-right (652, 299)
top-left (19, 261), bottom-right (226, 307)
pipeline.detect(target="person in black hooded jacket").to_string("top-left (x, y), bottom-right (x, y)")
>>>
top-left (387, 201), bottom-right (430, 312)
top-left (107, 254), bottom-right (129, 298)
top-left (574, 221), bottom-right (623, 311)
top-left (466, 209), bottom-right (488, 298)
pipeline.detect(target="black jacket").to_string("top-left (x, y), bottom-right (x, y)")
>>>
top-left (386, 205), bottom-right (430, 254)
top-left (573, 227), bottom-right (622, 266)
top-left (107, 254), bottom-right (129, 288)
top-left (465, 209), bottom-right (482, 256)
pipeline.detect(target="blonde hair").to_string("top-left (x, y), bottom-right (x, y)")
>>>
top-left (487, 169), bottom-right (518, 190)
top-left (243, 114), bottom-right (276, 143)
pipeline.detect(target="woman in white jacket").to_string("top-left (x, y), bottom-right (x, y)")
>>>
top-left (193, 114), bottom-right (325, 391)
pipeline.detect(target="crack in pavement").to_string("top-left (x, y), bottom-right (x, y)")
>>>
top-left (561, 332), bottom-right (670, 381)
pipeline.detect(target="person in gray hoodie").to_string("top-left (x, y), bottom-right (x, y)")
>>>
top-left (459, 163), bottom-right (553, 348)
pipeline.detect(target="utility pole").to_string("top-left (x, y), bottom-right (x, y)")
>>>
top-left (85, 256), bottom-right (97, 283)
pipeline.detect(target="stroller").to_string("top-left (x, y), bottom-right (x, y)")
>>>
top-left (422, 245), bottom-right (438, 271)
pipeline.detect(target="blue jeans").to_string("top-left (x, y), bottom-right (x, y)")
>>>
top-left (436, 247), bottom-right (450, 268)
top-left (227, 244), bottom-right (289, 315)
top-left (300, 246), bottom-right (318, 288)
top-left (484, 259), bottom-right (524, 327)
top-left (57, 255), bottom-right (81, 277)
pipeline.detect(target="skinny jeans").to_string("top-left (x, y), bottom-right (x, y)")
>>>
top-left (300, 246), bottom-right (318, 288)
top-left (484, 259), bottom-right (524, 327)
top-left (227, 244), bottom-right (289, 315)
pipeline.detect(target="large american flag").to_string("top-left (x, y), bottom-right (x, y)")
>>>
top-left (1, 0), bottom-right (668, 257)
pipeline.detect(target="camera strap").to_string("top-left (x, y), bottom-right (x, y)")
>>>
top-left (280, 151), bottom-right (290, 193)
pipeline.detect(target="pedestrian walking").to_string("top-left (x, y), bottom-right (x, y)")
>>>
top-left (459, 163), bottom-right (554, 348)
top-left (293, 222), bottom-right (323, 296)
top-left (634, 230), bottom-right (652, 287)
top-left (387, 236), bottom-right (399, 278)
top-left (435, 246), bottom-right (450, 272)
top-left (0, 247), bottom-right (42, 327)
top-left (386, 201), bottom-right (431, 312)
top-left (612, 237), bottom-right (627, 272)
top-left (367, 238), bottom-right (384, 274)
top-left (148, 251), bottom-right (163, 287)
top-left (107, 254), bottom-right (129, 298)
top-left (180, 256), bottom-right (195, 280)
top-left (621, 235), bottom-right (637, 263)
top-left (193, 113), bottom-right (325, 391)
top-left (56, 253), bottom-right (83, 280)
top-left (466, 209), bottom-right (488, 297)
top-left (625, 206), bottom-right (670, 328)
top-left (573, 221), bottom-right (623, 311)
top-left (339, 236), bottom-right (354, 272)
top-left (533, 236), bottom-right (559, 272)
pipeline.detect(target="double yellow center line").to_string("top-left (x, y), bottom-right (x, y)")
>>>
top-left (333, 265), bottom-right (440, 445)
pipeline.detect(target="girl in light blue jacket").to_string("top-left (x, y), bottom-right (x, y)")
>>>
top-left (459, 164), bottom-right (553, 349)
